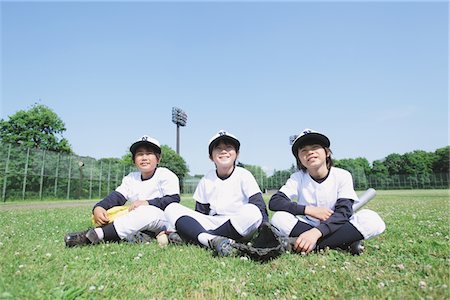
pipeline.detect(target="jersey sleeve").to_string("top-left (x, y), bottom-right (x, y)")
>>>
top-left (193, 177), bottom-right (207, 204)
top-left (336, 169), bottom-right (358, 201)
top-left (147, 169), bottom-right (181, 210)
top-left (241, 169), bottom-right (262, 198)
top-left (115, 174), bottom-right (132, 199)
top-left (278, 173), bottom-right (300, 200)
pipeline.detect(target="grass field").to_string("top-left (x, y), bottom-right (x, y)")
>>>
top-left (0, 190), bottom-right (449, 299)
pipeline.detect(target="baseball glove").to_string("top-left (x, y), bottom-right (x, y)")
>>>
top-left (232, 222), bottom-right (290, 262)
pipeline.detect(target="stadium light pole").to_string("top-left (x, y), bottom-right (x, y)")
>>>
top-left (171, 107), bottom-right (188, 154)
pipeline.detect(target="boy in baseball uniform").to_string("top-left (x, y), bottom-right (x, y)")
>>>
top-left (269, 129), bottom-right (385, 255)
top-left (165, 130), bottom-right (268, 256)
top-left (65, 135), bottom-right (180, 247)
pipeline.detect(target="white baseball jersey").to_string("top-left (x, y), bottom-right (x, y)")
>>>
top-left (115, 167), bottom-right (179, 201)
top-left (193, 166), bottom-right (261, 216)
top-left (279, 167), bottom-right (358, 226)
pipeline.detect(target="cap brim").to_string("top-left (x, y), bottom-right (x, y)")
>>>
top-left (291, 133), bottom-right (330, 156)
top-left (130, 141), bottom-right (161, 154)
top-left (208, 136), bottom-right (240, 155)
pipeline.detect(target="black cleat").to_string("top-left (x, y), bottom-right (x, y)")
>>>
top-left (348, 240), bottom-right (365, 255)
top-left (208, 236), bottom-right (238, 257)
top-left (65, 229), bottom-right (100, 247)
top-left (168, 232), bottom-right (185, 245)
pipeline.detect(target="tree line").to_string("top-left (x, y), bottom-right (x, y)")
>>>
top-left (1, 103), bottom-right (448, 194)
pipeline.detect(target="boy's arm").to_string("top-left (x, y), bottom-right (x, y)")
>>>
top-left (93, 191), bottom-right (127, 212)
top-left (316, 198), bottom-right (354, 237)
top-left (268, 191), bottom-right (306, 215)
top-left (195, 202), bottom-right (211, 215)
top-left (147, 194), bottom-right (181, 210)
top-left (248, 192), bottom-right (269, 223)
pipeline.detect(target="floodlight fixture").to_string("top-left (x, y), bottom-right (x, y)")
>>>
top-left (171, 107), bottom-right (188, 154)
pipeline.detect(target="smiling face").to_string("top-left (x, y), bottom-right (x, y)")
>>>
top-left (297, 144), bottom-right (330, 176)
top-left (210, 140), bottom-right (238, 173)
top-left (133, 145), bottom-right (161, 178)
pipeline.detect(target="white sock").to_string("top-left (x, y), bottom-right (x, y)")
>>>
top-left (94, 228), bottom-right (104, 240)
top-left (198, 233), bottom-right (216, 247)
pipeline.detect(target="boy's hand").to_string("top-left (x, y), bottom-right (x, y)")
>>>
top-left (293, 228), bottom-right (322, 254)
top-left (305, 206), bottom-right (333, 221)
top-left (128, 200), bottom-right (149, 211)
top-left (93, 206), bottom-right (109, 226)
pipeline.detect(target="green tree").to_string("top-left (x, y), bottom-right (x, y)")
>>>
top-left (383, 153), bottom-right (403, 175)
top-left (239, 163), bottom-right (267, 191)
top-left (432, 146), bottom-right (450, 173)
top-left (0, 103), bottom-right (72, 153)
top-left (402, 150), bottom-right (433, 175)
top-left (159, 145), bottom-right (189, 180)
top-left (267, 169), bottom-right (292, 190)
top-left (334, 157), bottom-right (370, 189)
top-left (370, 160), bottom-right (391, 189)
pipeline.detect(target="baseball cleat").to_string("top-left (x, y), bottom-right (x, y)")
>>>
top-left (208, 236), bottom-right (238, 257)
top-left (126, 230), bottom-right (155, 244)
top-left (167, 232), bottom-right (185, 245)
top-left (348, 240), bottom-right (365, 256)
top-left (65, 229), bottom-right (100, 247)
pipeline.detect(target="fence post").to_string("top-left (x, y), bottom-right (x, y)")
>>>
top-left (2, 144), bottom-right (11, 202)
top-left (89, 161), bottom-right (93, 199)
top-left (67, 155), bottom-right (72, 200)
top-left (54, 153), bottom-right (60, 197)
top-left (107, 160), bottom-right (111, 193)
top-left (22, 147), bottom-right (30, 200)
top-left (39, 150), bottom-right (46, 200)
top-left (98, 160), bottom-right (103, 198)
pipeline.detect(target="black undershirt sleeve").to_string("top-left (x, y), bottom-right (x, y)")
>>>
top-left (316, 198), bottom-right (354, 237)
top-left (148, 194), bottom-right (181, 210)
top-left (195, 202), bottom-right (211, 215)
top-left (248, 192), bottom-right (269, 223)
top-left (93, 191), bottom-right (127, 212)
top-left (268, 191), bottom-right (306, 215)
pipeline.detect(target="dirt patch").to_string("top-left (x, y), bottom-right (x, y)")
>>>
top-left (0, 200), bottom-right (97, 211)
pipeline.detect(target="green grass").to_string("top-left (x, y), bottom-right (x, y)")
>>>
top-left (0, 190), bottom-right (448, 299)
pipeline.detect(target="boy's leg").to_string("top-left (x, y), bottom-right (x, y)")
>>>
top-left (110, 205), bottom-right (167, 240)
top-left (349, 209), bottom-right (386, 240)
top-left (315, 222), bottom-right (364, 251)
top-left (270, 211), bottom-right (308, 237)
top-left (210, 204), bottom-right (262, 241)
top-left (174, 215), bottom-right (210, 245)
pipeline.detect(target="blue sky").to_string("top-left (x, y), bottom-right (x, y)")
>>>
top-left (1, 1), bottom-right (448, 176)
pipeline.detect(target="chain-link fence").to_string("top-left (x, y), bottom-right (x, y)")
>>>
top-left (0, 143), bottom-right (137, 201)
top-left (0, 143), bottom-right (448, 202)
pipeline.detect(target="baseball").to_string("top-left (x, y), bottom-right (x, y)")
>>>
top-left (156, 231), bottom-right (169, 247)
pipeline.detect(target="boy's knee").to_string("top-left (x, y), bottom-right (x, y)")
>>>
top-left (270, 211), bottom-right (295, 237)
top-left (351, 209), bottom-right (386, 240)
top-left (270, 211), bottom-right (290, 228)
top-left (241, 204), bottom-right (263, 222)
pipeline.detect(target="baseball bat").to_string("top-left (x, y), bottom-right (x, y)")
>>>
top-left (353, 188), bottom-right (376, 211)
